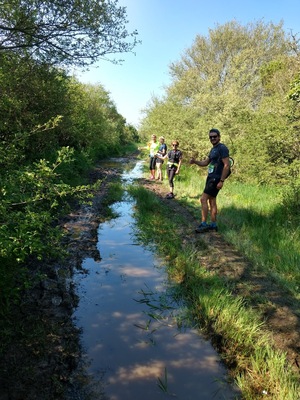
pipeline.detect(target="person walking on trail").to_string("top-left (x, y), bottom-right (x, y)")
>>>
top-left (155, 136), bottom-right (167, 181)
top-left (158, 140), bottom-right (182, 199)
top-left (189, 128), bottom-right (230, 232)
top-left (148, 134), bottom-right (160, 180)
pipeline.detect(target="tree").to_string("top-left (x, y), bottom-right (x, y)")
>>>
top-left (168, 21), bottom-right (289, 137)
top-left (141, 20), bottom-right (298, 183)
top-left (0, 0), bottom-right (139, 67)
top-left (0, 0), bottom-right (140, 316)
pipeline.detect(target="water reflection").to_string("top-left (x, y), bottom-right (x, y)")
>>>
top-left (73, 160), bottom-right (239, 400)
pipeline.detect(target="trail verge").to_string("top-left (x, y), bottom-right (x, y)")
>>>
top-left (139, 176), bottom-right (300, 375)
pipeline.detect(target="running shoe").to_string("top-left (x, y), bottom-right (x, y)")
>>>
top-left (166, 193), bottom-right (174, 199)
top-left (195, 222), bottom-right (209, 233)
top-left (208, 223), bottom-right (218, 231)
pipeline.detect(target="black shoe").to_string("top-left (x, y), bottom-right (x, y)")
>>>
top-left (166, 193), bottom-right (174, 199)
top-left (195, 223), bottom-right (209, 233)
top-left (208, 223), bottom-right (218, 232)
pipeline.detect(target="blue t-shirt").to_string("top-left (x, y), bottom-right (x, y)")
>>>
top-left (207, 143), bottom-right (229, 178)
top-left (158, 143), bottom-right (167, 155)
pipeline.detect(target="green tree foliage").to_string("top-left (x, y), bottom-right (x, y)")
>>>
top-left (0, 54), bottom-right (136, 164)
top-left (0, 52), bottom-right (70, 159)
top-left (0, 1), bottom-right (140, 309)
top-left (0, 60), bottom-right (138, 294)
top-left (289, 73), bottom-right (300, 102)
top-left (0, 146), bottom-right (93, 307)
top-left (140, 20), bottom-right (300, 188)
top-left (64, 80), bottom-right (132, 160)
top-left (0, 0), bottom-right (139, 67)
top-left (0, 63), bottom-right (135, 307)
top-left (1, 147), bottom-right (82, 262)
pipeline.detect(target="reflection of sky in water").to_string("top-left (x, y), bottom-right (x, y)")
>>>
top-left (73, 159), bottom-right (239, 400)
top-left (121, 160), bottom-right (145, 184)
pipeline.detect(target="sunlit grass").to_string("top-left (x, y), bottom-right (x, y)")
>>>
top-left (163, 163), bottom-right (300, 299)
top-left (128, 182), bottom-right (300, 400)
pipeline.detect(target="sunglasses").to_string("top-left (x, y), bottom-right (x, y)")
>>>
top-left (172, 144), bottom-right (178, 146)
top-left (209, 135), bottom-right (218, 140)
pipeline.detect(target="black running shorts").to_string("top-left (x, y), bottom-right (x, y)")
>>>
top-left (203, 175), bottom-right (220, 198)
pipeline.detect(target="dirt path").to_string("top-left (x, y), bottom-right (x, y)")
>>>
top-left (139, 177), bottom-right (300, 375)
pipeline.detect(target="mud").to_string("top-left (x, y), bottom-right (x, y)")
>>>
top-left (0, 164), bottom-right (123, 400)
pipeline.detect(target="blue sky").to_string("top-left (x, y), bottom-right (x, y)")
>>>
top-left (77, 0), bottom-right (300, 127)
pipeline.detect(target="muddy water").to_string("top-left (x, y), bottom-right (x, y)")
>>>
top-left (73, 160), bottom-right (238, 400)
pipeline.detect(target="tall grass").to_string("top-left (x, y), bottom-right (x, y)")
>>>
top-left (128, 169), bottom-right (300, 399)
top-left (165, 163), bottom-right (300, 299)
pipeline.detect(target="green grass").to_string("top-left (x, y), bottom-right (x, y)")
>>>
top-left (166, 163), bottom-right (300, 299)
top-left (128, 172), bottom-right (300, 400)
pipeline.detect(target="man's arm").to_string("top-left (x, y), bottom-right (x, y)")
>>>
top-left (190, 157), bottom-right (210, 167)
top-left (219, 157), bottom-right (230, 181)
top-left (217, 156), bottom-right (230, 188)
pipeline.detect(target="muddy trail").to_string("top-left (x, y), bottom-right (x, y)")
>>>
top-left (0, 153), bottom-right (299, 399)
top-left (140, 174), bottom-right (300, 374)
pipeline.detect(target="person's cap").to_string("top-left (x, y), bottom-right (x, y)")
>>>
top-left (209, 128), bottom-right (220, 135)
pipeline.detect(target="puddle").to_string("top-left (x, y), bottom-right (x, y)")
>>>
top-left (73, 160), bottom-right (239, 399)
